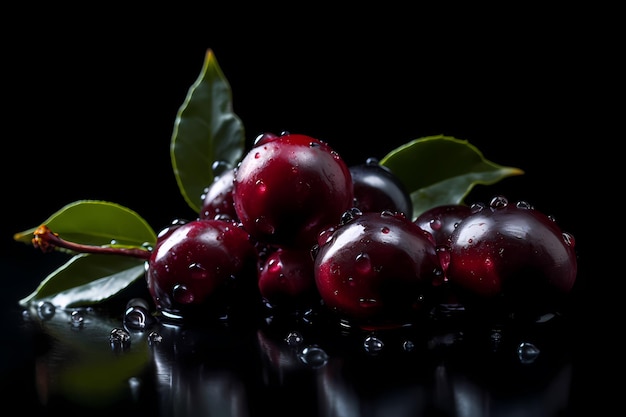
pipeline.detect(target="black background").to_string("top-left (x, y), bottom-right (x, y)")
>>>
top-left (0, 12), bottom-right (614, 415)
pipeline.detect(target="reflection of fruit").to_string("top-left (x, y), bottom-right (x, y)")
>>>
top-left (147, 219), bottom-right (258, 320)
top-left (445, 196), bottom-right (577, 317)
top-left (350, 158), bottom-right (412, 218)
top-left (313, 210), bottom-right (442, 328)
top-left (232, 132), bottom-right (353, 248)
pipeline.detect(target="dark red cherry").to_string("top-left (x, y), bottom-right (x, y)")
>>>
top-left (257, 246), bottom-right (319, 311)
top-left (414, 204), bottom-right (472, 246)
top-left (313, 209), bottom-right (443, 329)
top-left (446, 196), bottom-right (577, 318)
top-left (232, 132), bottom-right (353, 248)
top-left (147, 218), bottom-right (258, 321)
top-left (350, 158), bottom-right (413, 218)
top-left (199, 167), bottom-right (238, 221)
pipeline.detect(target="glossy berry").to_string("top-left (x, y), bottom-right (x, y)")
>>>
top-left (232, 132), bottom-right (354, 248)
top-left (199, 167), bottom-right (238, 221)
top-left (257, 246), bottom-right (319, 311)
top-left (147, 218), bottom-right (258, 321)
top-left (414, 204), bottom-right (472, 246)
top-left (313, 209), bottom-right (443, 329)
top-left (350, 158), bottom-right (413, 218)
top-left (445, 196), bottom-right (577, 317)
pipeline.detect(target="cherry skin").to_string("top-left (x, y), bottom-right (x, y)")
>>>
top-left (350, 158), bottom-right (413, 218)
top-left (446, 196), bottom-right (577, 319)
top-left (147, 218), bottom-right (258, 321)
top-left (313, 209), bottom-right (443, 330)
top-left (257, 246), bottom-right (319, 311)
top-left (413, 204), bottom-right (472, 246)
top-left (199, 167), bottom-right (238, 221)
top-left (232, 132), bottom-right (354, 249)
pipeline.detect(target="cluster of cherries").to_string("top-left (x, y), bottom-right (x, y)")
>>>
top-left (146, 131), bottom-right (578, 330)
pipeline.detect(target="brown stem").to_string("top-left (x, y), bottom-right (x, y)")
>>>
top-left (32, 225), bottom-right (152, 260)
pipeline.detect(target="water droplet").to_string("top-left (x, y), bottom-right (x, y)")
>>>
top-left (211, 160), bottom-right (231, 177)
top-left (490, 195), bottom-right (508, 209)
top-left (298, 345), bottom-right (328, 368)
top-left (470, 201), bottom-right (486, 213)
top-left (255, 216), bottom-right (275, 235)
top-left (110, 327), bottom-right (131, 352)
top-left (429, 218), bottom-right (443, 231)
top-left (173, 284), bottom-right (194, 304)
top-left (402, 340), bottom-right (415, 352)
top-left (516, 200), bottom-right (533, 209)
top-left (128, 376), bottom-right (142, 402)
top-left (517, 342), bottom-right (540, 364)
top-left (37, 301), bottom-right (56, 320)
top-left (340, 207), bottom-right (362, 225)
top-left (380, 226), bottom-right (390, 234)
top-left (364, 335), bottom-right (384, 354)
top-left (285, 331), bottom-right (304, 347)
top-left (148, 331), bottom-right (163, 345)
top-left (189, 263), bottom-right (208, 280)
top-left (70, 310), bottom-right (84, 328)
top-left (124, 305), bottom-right (153, 331)
top-left (563, 232), bottom-right (575, 247)
top-left (354, 252), bottom-right (372, 274)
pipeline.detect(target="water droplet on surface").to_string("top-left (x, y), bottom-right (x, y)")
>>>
top-left (173, 284), bottom-right (194, 304)
top-left (148, 331), bottom-right (163, 345)
top-left (285, 331), bottom-right (304, 347)
top-left (124, 305), bottom-right (154, 331)
top-left (354, 252), bottom-right (372, 274)
top-left (70, 310), bottom-right (84, 328)
top-left (364, 335), bottom-right (384, 354)
top-left (298, 345), bottom-right (328, 368)
top-left (517, 342), bottom-right (540, 364)
top-left (402, 340), bottom-right (415, 352)
top-left (37, 301), bottom-right (56, 320)
top-left (110, 327), bottom-right (131, 351)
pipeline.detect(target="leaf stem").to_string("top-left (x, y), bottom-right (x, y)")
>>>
top-left (32, 225), bottom-right (152, 260)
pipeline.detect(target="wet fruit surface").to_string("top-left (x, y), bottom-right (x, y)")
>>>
top-left (232, 132), bottom-right (354, 248)
top-left (313, 209), bottom-right (443, 328)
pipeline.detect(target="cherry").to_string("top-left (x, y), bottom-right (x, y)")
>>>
top-left (232, 132), bottom-right (354, 248)
top-left (413, 204), bottom-right (472, 246)
top-left (445, 196), bottom-right (577, 319)
top-left (312, 209), bottom-right (443, 330)
top-left (350, 157), bottom-right (413, 218)
top-left (256, 245), bottom-right (319, 311)
top-left (199, 166), bottom-right (238, 221)
top-left (147, 218), bottom-right (259, 321)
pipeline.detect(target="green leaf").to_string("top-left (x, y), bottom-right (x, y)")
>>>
top-left (13, 200), bottom-right (157, 248)
top-left (380, 135), bottom-right (524, 220)
top-left (19, 253), bottom-right (146, 308)
top-left (171, 48), bottom-right (245, 214)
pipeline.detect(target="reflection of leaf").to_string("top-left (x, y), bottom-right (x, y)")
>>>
top-left (171, 48), bottom-right (245, 214)
top-left (13, 200), bottom-right (157, 248)
top-left (19, 254), bottom-right (146, 308)
top-left (28, 307), bottom-right (151, 407)
top-left (380, 135), bottom-right (524, 220)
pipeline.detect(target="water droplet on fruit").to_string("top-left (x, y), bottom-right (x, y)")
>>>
top-left (470, 202), bottom-right (486, 213)
top-left (359, 298), bottom-right (378, 308)
top-left (211, 160), bottom-right (231, 177)
top-left (355, 252), bottom-right (372, 274)
top-left (37, 301), bottom-right (55, 320)
top-left (517, 342), bottom-right (540, 364)
top-left (189, 263), bottom-right (208, 280)
top-left (381, 226), bottom-right (390, 234)
top-left (340, 208), bottom-right (362, 225)
top-left (364, 335), bottom-right (384, 354)
top-left (516, 200), bottom-right (533, 209)
top-left (562, 232), bottom-right (575, 247)
top-left (429, 218), bottom-right (443, 231)
top-left (490, 195), bottom-right (509, 209)
top-left (402, 340), bottom-right (415, 352)
top-left (173, 284), bottom-right (194, 304)
top-left (298, 345), bottom-right (328, 368)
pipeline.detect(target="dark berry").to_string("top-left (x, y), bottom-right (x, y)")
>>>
top-left (147, 218), bottom-right (258, 321)
top-left (232, 132), bottom-right (353, 248)
top-left (414, 204), bottom-right (472, 246)
top-left (446, 196), bottom-right (577, 318)
top-left (199, 167), bottom-right (238, 221)
top-left (350, 158), bottom-right (413, 218)
top-left (257, 246), bottom-right (319, 311)
top-left (313, 209), bottom-right (442, 329)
